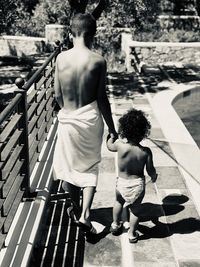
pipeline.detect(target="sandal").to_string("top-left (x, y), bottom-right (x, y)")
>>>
top-left (77, 221), bottom-right (97, 234)
top-left (110, 222), bottom-right (123, 236)
top-left (128, 231), bottom-right (139, 243)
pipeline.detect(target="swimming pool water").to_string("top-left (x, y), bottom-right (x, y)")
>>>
top-left (182, 111), bottom-right (200, 148)
top-left (173, 88), bottom-right (200, 149)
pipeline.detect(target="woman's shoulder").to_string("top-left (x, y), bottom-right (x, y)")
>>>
top-left (90, 51), bottom-right (106, 65)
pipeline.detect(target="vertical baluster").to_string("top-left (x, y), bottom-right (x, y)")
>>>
top-left (15, 79), bottom-right (30, 197)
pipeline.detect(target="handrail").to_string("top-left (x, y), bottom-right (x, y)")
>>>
top-left (0, 94), bottom-right (22, 125)
top-left (24, 49), bottom-right (60, 91)
top-left (16, 41), bottom-right (61, 91)
top-left (0, 41), bottom-right (62, 248)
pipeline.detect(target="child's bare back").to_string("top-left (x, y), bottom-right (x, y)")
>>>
top-left (107, 108), bottom-right (157, 182)
top-left (116, 141), bottom-right (150, 178)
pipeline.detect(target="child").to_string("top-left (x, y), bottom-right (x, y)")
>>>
top-left (107, 108), bottom-right (157, 243)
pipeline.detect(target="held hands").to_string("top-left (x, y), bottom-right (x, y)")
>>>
top-left (107, 132), bottom-right (118, 143)
top-left (151, 173), bottom-right (158, 183)
top-left (108, 128), bottom-right (118, 140)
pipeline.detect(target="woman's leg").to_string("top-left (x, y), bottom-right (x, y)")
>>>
top-left (79, 186), bottom-right (96, 225)
top-left (62, 181), bottom-right (81, 216)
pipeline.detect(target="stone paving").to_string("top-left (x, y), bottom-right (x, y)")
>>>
top-left (85, 73), bottom-right (200, 267)
top-left (30, 72), bottom-right (200, 267)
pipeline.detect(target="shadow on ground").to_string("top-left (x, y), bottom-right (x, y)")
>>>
top-left (138, 194), bottom-right (200, 240)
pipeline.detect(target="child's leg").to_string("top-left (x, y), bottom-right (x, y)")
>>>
top-left (110, 190), bottom-right (125, 234)
top-left (113, 189), bottom-right (125, 225)
top-left (129, 205), bottom-right (139, 235)
top-left (122, 206), bottom-right (130, 229)
top-left (128, 206), bottom-right (140, 243)
top-left (128, 190), bottom-right (144, 239)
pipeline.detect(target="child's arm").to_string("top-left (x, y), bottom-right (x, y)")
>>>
top-left (145, 147), bottom-right (157, 183)
top-left (106, 134), bottom-right (118, 152)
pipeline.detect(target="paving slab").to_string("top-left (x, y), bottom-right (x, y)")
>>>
top-left (28, 73), bottom-right (200, 267)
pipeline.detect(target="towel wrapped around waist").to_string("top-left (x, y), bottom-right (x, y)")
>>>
top-left (116, 175), bottom-right (145, 207)
top-left (53, 101), bottom-right (104, 187)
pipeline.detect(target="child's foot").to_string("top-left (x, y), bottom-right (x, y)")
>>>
top-left (110, 222), bottom-right (123, 235)
top-left (128, 230), bottom-right (139, 243)
top-left (123, 221), bottom-right (130, 230)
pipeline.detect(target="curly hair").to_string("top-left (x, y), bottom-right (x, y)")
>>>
top-left (118, 108), bottom-right (151, 144)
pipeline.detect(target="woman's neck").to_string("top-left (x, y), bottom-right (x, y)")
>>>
top-left (73, 36), bottom-right (92, 49)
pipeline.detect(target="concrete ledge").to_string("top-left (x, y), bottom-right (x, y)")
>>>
top-left (149, 84), bottom-right (200, 215)
top-left (129, 41), bottom-right (200, 48)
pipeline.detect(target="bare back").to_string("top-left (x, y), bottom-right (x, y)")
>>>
top-left (54, 47), bottom-right (106, 111)
top-left (116, 141), bottom-right (148, 178)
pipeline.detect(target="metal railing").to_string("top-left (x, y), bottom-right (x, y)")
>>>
top-left (0, 42), bottom-right (61, 248)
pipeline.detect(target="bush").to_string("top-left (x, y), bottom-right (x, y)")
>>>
top-left (30, 0), bottom-right (71, 36)
top-left (93, 27), bottom-right (129, 72)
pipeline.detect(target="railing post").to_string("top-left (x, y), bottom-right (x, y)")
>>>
top-left (54, 40), bottom-right (62, 53)
top-left (15, 78), bottom-right (31, 197)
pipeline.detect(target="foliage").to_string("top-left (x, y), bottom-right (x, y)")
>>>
top-left (196, 0), bottom-right (200, 15)
top-left (93, 27), bottom-right (128, 72)
top-left (96, 0), bottom-right (160, 29)
top-left (30, 0), bottom-right (71, 36)
top-left (0, 0), bottom-right (22, 34)
top-left (0, 0), bottom-right (71, 37)
top-left (1, 0), bottom-right (161, 36)
top-left (0, 0), bottom-right (39, 35)
top-left (132, 20), bottom-right (200, 42)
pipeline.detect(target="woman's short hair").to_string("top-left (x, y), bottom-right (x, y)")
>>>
top-left (71, 13), bottom-right (96, 37)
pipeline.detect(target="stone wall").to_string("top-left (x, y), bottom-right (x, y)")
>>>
top-left (158, 15), bottom-right (200, 30)
top-left (122, 33), bottom-right (200, 72)
top-left (0, 25), bottom-right (67, 57)
top-left (133, 43), bottom-right (200, 65)
top-left (0, 36), bottom-right (46, 57)
top-left (160, 0), bottom-right (197, 15)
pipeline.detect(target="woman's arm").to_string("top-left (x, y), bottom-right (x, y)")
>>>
top-left (97, 59), bottom-right (117, 138)
top-left (106, 134), bottom-right (118, 152)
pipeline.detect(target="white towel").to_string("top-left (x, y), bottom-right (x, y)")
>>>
top-left (53, 101), bottom-right (104, 187)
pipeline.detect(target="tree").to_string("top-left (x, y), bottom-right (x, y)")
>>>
top-left (195, 0), bottom-right (200, 15)
top-left (0, 0), bottom-right (164, 36)
top-left (27, 0), bottom-right (71, 36)
top-left (0, 0), bottom-right (21, 34)
top-left (0, 0), bottom-right (41, 35)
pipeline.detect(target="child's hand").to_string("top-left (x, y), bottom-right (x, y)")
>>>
top-left (106, 133), bottom-right (118, 152)
top-left (107, 133), bottom-right (118, 142)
